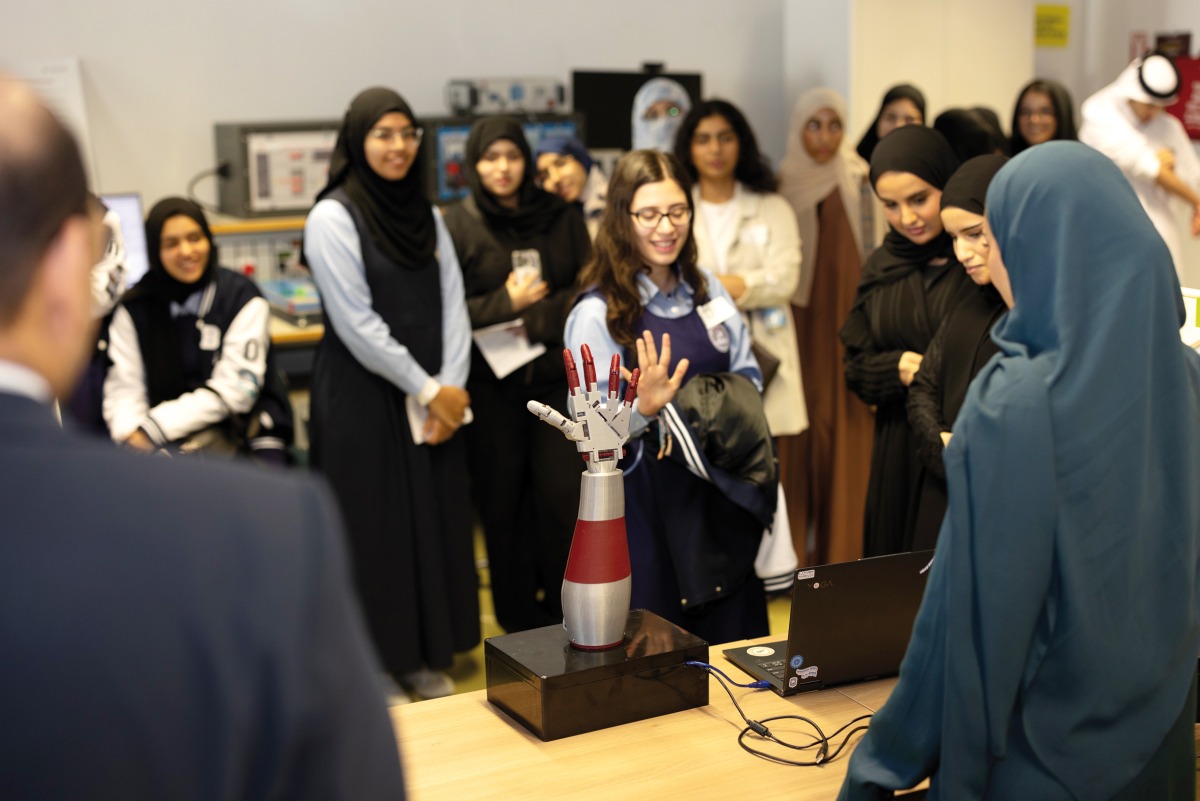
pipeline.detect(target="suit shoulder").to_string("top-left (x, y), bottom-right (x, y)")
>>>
top-left (63, 442), bottom-right (334, 533)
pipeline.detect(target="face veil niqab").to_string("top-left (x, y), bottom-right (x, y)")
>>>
top-left (848, 142), bottom-right (1200, 799)
top-left (316, 87), bottom-right (435, 268)
top-left (462, 117), bottom-right (566, 240)
top-left (861, 125), bottom-right (959, 291)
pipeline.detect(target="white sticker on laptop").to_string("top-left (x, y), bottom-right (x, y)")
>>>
top-left (797, 569), bottom-right (815, 580)
top-left (746, 646), bottom-right (776, 657)
top-left (798, 666), bottom-right (819, 680)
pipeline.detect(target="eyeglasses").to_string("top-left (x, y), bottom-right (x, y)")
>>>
top-left (1017, 108), bottom-right (1056, 120)
top-left (368, 126), bottom-right (424, 146)
top-left (630, 206), bottom-right (691, 229)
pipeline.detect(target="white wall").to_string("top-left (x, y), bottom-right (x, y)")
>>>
top-left (851, 0), bottom-right (1035, 141)
top-left (2, 0), bottom-right (786, 208)
top-left (781, 0), bottom-right (852, 122)
top-left (780, 0), bottom-right (1033, 171)
top-left (1033, 0), bottom-right (1169, 102)
top-left (7, 0), bottom-right (1195, 281)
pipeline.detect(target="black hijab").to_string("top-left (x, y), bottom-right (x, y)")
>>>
top-left (938, 154), bottom-right (1010, 423)
top-left (940, 153), bottom-right (1009, 215)
top-left (933, 108), bottom-right (1009, 162)
top-left (862, 125), bottom-right (960, 292)
top-left (317, 87), bottom-right (435, 268)
top-left (856, 84), bottom-right (926, 162)
top-left (463, 117), bottom-right (566, 239)
top-left (127, 197), bottom-right (218, 304)
top-left (1009, 79), bottom-right (1078, 155)
top-left (123, 197), bottom-right (219, 407)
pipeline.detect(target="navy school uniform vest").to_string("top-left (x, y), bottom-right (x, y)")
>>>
top-left (636, 289), bottom-right (732, 378)
top-left (325, 187), bottom-right (443, 376)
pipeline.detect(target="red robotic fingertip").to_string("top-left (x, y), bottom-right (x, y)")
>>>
top-left (625, 367), bottom-right (640, 405)
top-left (581, 344), bottom-right (597, 389)
top-left (563, 348), bottom-right (580, 394)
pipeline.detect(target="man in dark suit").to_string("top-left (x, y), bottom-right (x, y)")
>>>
top-left (0, 76), bottom-right (406, 800)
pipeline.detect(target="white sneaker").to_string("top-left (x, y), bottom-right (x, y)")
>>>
top-left (403, 668), bottom-right (456, 699)
top-left (384, 675), bottom-right (412, 707)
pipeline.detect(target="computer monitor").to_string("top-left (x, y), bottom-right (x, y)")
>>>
top-left (98, 192), bottom-right (149, 288)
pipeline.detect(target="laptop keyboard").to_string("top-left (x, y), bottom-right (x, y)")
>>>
top-left (759, 659), bottom-right (786, 679)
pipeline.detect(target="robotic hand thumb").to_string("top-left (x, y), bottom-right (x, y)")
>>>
top-left (526, 400), bottom-right (583, 441)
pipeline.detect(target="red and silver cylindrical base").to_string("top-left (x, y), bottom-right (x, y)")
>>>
top-left (562, 470), bottom-right (631, 650)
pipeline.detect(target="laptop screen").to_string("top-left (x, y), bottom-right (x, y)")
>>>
top-left (724, 550), bottom-right (935, 695)
top-left (98, 192), bottom-right (149, 288)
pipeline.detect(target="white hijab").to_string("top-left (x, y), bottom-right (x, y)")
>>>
top-left (778, 88), bottom-right (868, 306)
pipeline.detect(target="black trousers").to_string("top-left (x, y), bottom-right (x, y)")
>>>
top-left (466, 375), bottom-right (581, 633)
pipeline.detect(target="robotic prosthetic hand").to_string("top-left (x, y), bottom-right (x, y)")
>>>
top-left (527, 345), bottom-right (640, 471)
top-left (526, 346), bottom-right (639, 649)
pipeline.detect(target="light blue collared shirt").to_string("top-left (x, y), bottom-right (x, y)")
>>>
top-left (304, 200), bottom-right (471, 398)
top-left (563, 267), bottom-right (761, 435)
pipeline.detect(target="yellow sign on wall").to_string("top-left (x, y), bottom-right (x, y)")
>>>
top-left (1036, 5), bottom-right (1070, 48)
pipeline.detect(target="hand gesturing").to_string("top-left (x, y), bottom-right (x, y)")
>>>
top-left (623, 330), bottom-right (688, 418)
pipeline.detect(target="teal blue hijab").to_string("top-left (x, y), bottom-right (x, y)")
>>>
top-left (841, 142), bottom-right (1200, 799)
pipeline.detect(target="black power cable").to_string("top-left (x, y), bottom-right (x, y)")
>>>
top-left (185, 162), bottom-right (232, 215)
top-left (687, 660), bottom-right (873, 766)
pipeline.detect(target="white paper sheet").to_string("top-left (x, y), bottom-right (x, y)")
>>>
top-left (471, 320), bottom-right (546, 379)
top-left (407, 394), bottom-right (473, 445)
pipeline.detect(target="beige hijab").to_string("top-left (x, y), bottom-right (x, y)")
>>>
top-left (778, 88), bottom-right (868, 306)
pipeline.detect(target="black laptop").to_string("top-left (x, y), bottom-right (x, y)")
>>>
top-left (724, 550), bottom-right (934, 696)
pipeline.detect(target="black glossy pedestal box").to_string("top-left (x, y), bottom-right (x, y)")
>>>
top-left (484, 609), bottom-right (709, 741)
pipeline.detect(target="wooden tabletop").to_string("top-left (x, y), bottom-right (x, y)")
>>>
top-left (391, 637), bottom-right (898, 800)
top-left (267, 315), bottom-right (323, 346)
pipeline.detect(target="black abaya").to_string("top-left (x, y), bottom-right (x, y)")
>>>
top-left (905, 284), bottom-right (1006, 549)
top-left (840, 255), bottom-right (975, 555)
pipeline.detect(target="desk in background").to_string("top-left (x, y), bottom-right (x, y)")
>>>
top-left (213, 217), bottom-right (322, 383)
top-left (391, 637), bottom-right (901, 801)
top-left (268, 315), bottom-right (322, 385)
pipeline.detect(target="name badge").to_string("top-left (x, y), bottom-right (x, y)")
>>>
top-left (198, 323), bottom-right (222, 352)
top-left (740, 223), bottom-right (768, 246)
top-left (696, 295), bottom-right (738, 329)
